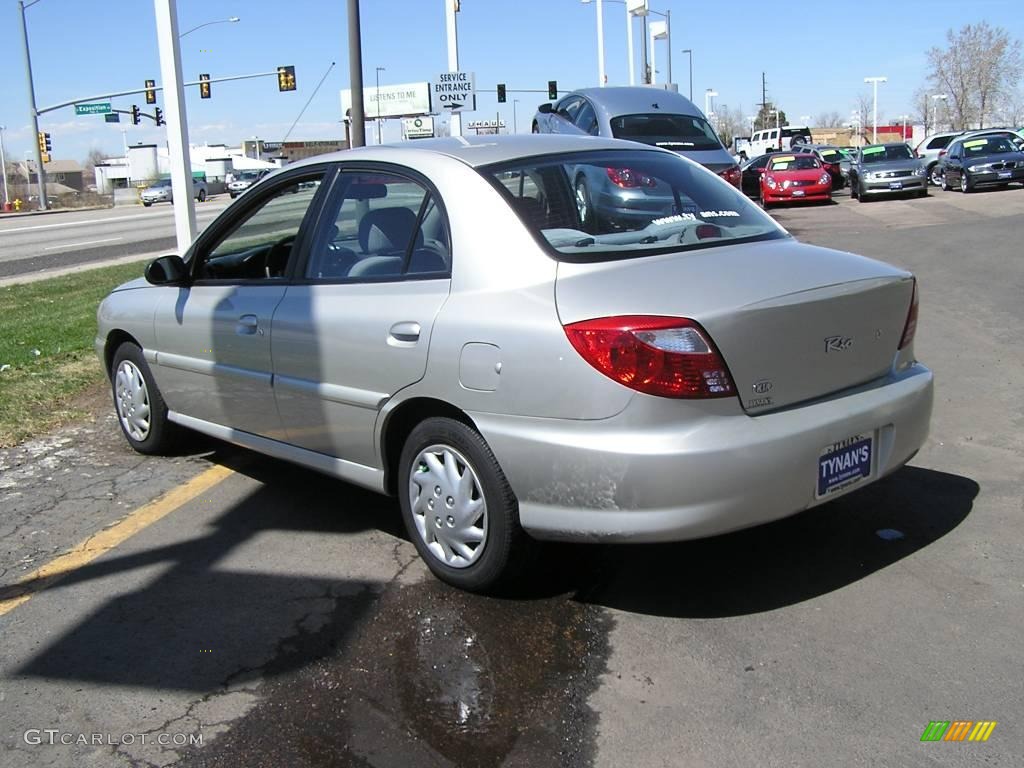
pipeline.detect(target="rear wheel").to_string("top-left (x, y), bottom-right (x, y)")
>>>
top-left (941, 173), bottom-right (951, 192)
top-left (398, 417), bottom-right (529, 593)
top-left (531, 122), bottom-right (540, 134)
top-left (111, 342), bottom-right (177, 455)
top-left (928, 163), bottom-right (943, 186)
top-left (142, 201), bottom-right (152, 207)
top-left (960, 172), bottom-right (972, 193)
top-left (574, 176), bottom-right (598, 233)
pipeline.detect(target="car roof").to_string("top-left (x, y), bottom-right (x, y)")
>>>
top-left (281, 134), bottom-right (664, 172)
top-left (565, 86), bottom-right (704, 117)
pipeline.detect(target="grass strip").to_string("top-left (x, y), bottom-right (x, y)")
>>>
top-left (0, 261), bottom-right (148, 447)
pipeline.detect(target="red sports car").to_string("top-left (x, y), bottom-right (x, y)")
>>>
top-left (760, 154), bottom-right (833, 208)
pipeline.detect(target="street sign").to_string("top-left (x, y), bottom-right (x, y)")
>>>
top-left (432, 71), bottom-right (475, 113)
top-left (104, 113), bottom-right (120, 123)
top-left (75, 102), bottom-right (112, 116)
top-left (403, 116), bottom-right (434, 139)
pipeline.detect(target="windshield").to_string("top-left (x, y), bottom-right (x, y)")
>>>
top-left (861, 145), bottom-right (914, 163)
top-left (818, 149), bottom-right (842, 162)
top-left (769, 155), bottom-right (821, 171)
top-left (236, 171), bottom-right (261, 180)
top-left (482, 150), bottom-right (785, 261)
top-left (962, 137), bottom-right (1015, 154)
top-left (609, 114), bottom-right (723, 151)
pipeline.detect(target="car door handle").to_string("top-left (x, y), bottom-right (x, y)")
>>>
top-left (236, 314), bottom-right (261, 336)
top-left (389, 321), bottom-right (421, 343)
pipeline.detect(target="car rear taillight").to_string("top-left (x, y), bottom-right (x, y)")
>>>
top-left (718, 165), bottom-right (742, 187)
top-left (606, 167), bottom-right (657, 188)
top-left (898, 279), bottom-right (919, 350)
top-left (563, 315), bottom-right (735, 398)
top-left (938, 149), bottom-right (947, 159)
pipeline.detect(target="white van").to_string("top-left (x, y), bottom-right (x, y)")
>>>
top-left (738, 126), bottom-right (813, 160)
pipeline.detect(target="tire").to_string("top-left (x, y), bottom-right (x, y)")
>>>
top-left (960, 172), bottom-right (971, 193)
top-left (849, 179), bottom-right (858, 199)
top-left (928, 163), bottom-right (943, 187)
top-left (918, 189), bottom-right (929, 198)
top-left (531, 122), bottom-right (540, 134)
top-left (857, 183), bottom-right (867, 203)
top-left (398, 417), bottom-right (528, 593)
top-left (110, 342), bottom-right (177, 455)
top-left (574, 176), bottom-right (597, 233)
top-left (142, 201), bottom-right (152, 207)
top-left (941, 173), bottom-right (950, 192)
top-left (197, 189), bottom-right (207, 202)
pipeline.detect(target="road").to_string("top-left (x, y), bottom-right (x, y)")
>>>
top-left (1, 186), bottom-right (1022, 767)
top-left (0, 199), bottom-right (232, 279)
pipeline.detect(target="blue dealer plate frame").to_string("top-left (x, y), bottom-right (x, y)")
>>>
top-left (817, 435), bottom-right (873, 498)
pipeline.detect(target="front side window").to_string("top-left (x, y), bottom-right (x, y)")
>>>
top-left (305, 171), bottom-right (450, 280)
top-left (196, 173), bottom-right (324, 280)
top-left (484, 150), bottom-right (785, 261)
top-left (609, 114), bottom-right (722, 151)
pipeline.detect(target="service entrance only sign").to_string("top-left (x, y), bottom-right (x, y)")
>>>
top-left (433, 71), bottom-right (476, 112)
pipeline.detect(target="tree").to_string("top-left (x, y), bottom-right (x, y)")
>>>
top-left (815, 111), bottom-right (844, 128)
top-left (910, 87), bottom-right (933, 137)
top-left (854, 93), bottom-right (874, 141)
top-left (753, 103), bottom-right (786, 132)
top-left (926, 22), bottom-right (1023, 129)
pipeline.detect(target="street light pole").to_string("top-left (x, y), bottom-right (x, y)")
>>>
top-left (864, 76), bottom-right (887, 143)
top-left (375, 66), bottom-right (385, 145)
top-left (0, 125), bottom-right (9, 206)
top-left (445, 0), bottom-right (462, 137)
top-left (512, 99), bottom-right (519, 134)
top-left (931, 94), bottom-right (946, 135)
top-left (682, 49), bottom-right (692, 101)
top-left (179, 15), bottom-right (239, 38)
top-left (704, 88), bottom-right (717, 119)
top-left (18, 0), bottom-right (47, 210)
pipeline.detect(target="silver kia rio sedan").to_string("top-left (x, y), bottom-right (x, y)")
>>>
top-left (97, 135), bottom-right (933, 592)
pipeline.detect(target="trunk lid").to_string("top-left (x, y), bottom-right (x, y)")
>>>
top-left (555, 239), bottom-right (913, 413)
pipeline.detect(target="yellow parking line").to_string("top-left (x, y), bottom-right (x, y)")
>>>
top-left (0, 464), bottom-right (234, 617)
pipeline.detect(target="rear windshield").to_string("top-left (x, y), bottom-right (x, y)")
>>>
top-left (769, 156), bottom-right (821, 171)
top-left (481, 150), bottom-right (785, 261)
top-left (861, 145), bottom-right (914, 163)
top-left (609, 114), bottom-right (723, 151)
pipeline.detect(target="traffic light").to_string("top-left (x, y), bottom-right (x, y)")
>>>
top-left (154, 107), bottom-right (164, 127)
top-left (199, 73), bottom-right (211, 99)
top-left (548, 80), bottom-right (558, 100)
top-left (145, 79), bottom-right (156, 105)
top-left (497, 83), bottom-right (506, 103)
top-left (37, 131), bottom-right (51, 163)
top-left (277, 65), bottom-right (296, 92)
top-left (130, 105), bottom-right (141, 125)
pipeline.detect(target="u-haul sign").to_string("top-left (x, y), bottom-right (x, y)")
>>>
top-left (433, 71), bottom-right (476, 113)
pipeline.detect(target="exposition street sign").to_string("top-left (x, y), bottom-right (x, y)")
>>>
top-left (75, 102), bottom-right (112, 116)
top-left (432, 71), bottom-right (476, 112)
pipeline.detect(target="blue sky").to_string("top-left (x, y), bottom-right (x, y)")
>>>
top-left (1, 0), bottom-right (1021, 163)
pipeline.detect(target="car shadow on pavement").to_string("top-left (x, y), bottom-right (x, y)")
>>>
top-left (522, 466), bottom-right (978, 618)
top-left (10, 447), bottom-right (405, 693)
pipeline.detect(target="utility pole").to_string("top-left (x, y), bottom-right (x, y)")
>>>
top-left (346, 0), bottom-right (365, 148)
top-left (0, 125), bottom-right (9, 206)
top-left (18, 0), bottom-right (47, 210)
top-left (153, 0), bottom-right (196, 252)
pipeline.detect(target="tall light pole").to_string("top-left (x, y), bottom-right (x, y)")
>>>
top-left (0, 125), bottom-right (9, 206)
top-left (445, 0), bottom-right (461, 137)
top-left (179, 15), bottom-right (239, 38)
top-left (681, 49), bottom-right (693, 101)
top-left (375, 66), bottom-right (385, 145)
top-left (18, 0), bottom-right (47, 210)
top-left (704, 88), bottom-right (717, 119)
top-left (647, 8), bottom-right (671, 84)
top-left (347, 0), bottom-right (365, 148)
top-left (864, 75), bottom-right (887, 143)
top-left (897, 114), bottom-right (909, 142)
top-left (931, 94), bottom-right (947, 135)
top-left (512, 99), bottom-right (520, 134)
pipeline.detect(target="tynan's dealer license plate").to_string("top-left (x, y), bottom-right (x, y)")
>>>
top-left (817, 434), bottom-right (873, 498)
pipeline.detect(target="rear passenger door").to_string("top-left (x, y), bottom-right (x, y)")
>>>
top-left (271, 167), bottom-right (452, 466)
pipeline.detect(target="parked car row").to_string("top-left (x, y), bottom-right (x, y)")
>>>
top-left (915, 128), bottom-right (1024, 186)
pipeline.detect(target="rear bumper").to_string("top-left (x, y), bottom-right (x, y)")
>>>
top-left (472, 363), bottom-right (933, 543)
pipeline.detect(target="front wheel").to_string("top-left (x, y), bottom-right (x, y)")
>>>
top-left (142, 201), bottom-right (152, 207)
top-left (960, 172), bottom-right (972, 193)
top-left (110, 342), bottom-right (177, 455)
top-left (398, 417), bottom-right (528, 593)
top-left (531, 122), bottom-right (540, 134)
top-left (197, 189), bottom-right (207, 202)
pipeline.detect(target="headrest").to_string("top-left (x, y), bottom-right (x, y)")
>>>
top-left (358, 207), bottom-right (423, 254)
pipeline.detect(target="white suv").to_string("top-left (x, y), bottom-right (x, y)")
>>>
top-left (738, 126), bottom-right (812, 160)
top-left (914, 132), bottom-right (962, 186)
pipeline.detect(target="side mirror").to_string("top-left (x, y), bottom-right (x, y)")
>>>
top-left (145, 254), bottom-right (188, 285)
top-left (537, 103), bottom-right (553, 114)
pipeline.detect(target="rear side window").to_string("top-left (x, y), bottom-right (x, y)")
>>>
top-left (926, 136), bottom-right (954, 150)
top-left (609, 114), bottom-right (723, 151)
top-left (483, 150), bottom-right (785, 261)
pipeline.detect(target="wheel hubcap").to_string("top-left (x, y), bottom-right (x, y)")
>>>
top-left (575, 183), bottom-right (588, 221)
top-left (960, 174), bottom-right (967, 192)
top-left (408, 445), bottom-right (487, 568)
top-left (114, 360), bottom-right (151, 441)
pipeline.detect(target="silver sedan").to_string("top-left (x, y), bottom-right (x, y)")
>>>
top-left (97, 135), bottom-right (933, 592)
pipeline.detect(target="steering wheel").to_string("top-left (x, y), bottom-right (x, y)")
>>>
top-left (263, 234), bottom-right (296, 278)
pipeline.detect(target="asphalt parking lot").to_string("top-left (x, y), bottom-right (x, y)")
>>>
top-left (1, 183), bottom-right (1022, 767)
